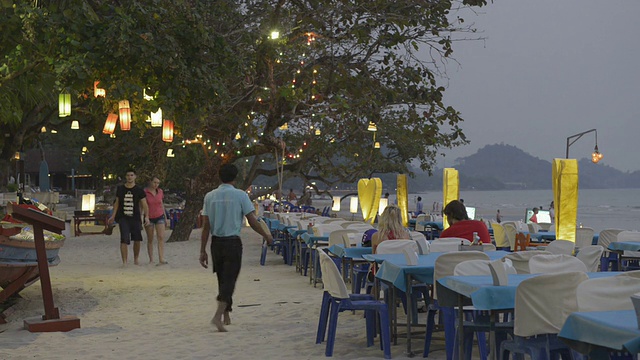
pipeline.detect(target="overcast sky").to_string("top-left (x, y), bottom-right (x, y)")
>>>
top-left (436, 0), bottom-right (640, 172)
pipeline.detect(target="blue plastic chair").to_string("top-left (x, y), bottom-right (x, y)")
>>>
top-left (316, 250), bottom-right (391, 359)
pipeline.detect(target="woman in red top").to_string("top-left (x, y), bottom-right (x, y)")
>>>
top-left (439, 200), bottom-right (491, 244)
top-left (144, 176), bottom-right (169, 264)
top-left (372, 205), bottom-right (410, 253)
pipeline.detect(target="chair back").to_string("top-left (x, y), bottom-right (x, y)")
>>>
top-left (514, 232), bottom-right (531, 252)
top-left (575, 245), bottom-right (604, 272)
top-left (504, 250), bottom-right (553, 274)
top-left (575, 227), bottom-right (595, 249)
top-left (339, 221), bottom-right (364, 229)
top-left (514, 271), bottom-right (588, 336)
top-left (434, 251), bottom-right (489, 299)
top-left (414, 214), bottom-right (428, 231)
top-left (415, 238), bottom-right (430, 255)
top-left (503, 223), bottom-right (517, 251)
top-left (545, 239), bottom-right (575, 255)
top-left (597, 228), bottom-right (624, 249)
top-left (490, 222), bottom-right (509, 248)
top-left (482, 243), bottom-right (497, 251)
top-left (618, 230), bottom-right (640, 242)
top-left (342, 231), bottom-right (365, 247)
top-left (313, 224), bottom-right (346, 237)
top-left (328, 229), bottom-right (357, 247)
top-left (529, 254), bottom-right (588, 274)
top-left (409, 231), bottom-right (427, 242)
top-left (527, 222), bottom-right (541, 234)
top-left (454, 259), bottom-right (491, 276)
top-left (576, 275), bottom-right (640, 312)
top-left (318, 250), bottom-right (349, 299)
top-left (430, 238), bottom-right (470, 252)
top-left (345, 224), bottom-right (374, 232)
top-left (376, 239), bottom-right (419, 254)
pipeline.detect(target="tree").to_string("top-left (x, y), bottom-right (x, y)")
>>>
top-left (2, 0), bottom-right (483, 243)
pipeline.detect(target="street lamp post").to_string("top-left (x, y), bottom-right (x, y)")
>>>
top-left (566, 128), bottom-right (603, 163)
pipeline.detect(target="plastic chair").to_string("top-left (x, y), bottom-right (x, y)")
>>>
top-left (597, 228), bottom-right (624, 271)
top-left (500, 271), bottom-right (589, 360)
top-left (490, 223), bottom-right (510, 250)
top-left (503, 223), bottom-right (517, 251)
top-left (618, 231), bottom-right (640, 271)
top-left (575, 245), bottom-right (604, 272)
top-left (576, 275), bottom-right (640, 312)
top-left (503, 251), bottom-right (552, 274)
top-left (431, 238), bottom-right (470, 253)
top-left (529, 254), bottom-right (588, 274)
top-left (575, 227), bottom-right (595, 250)
top-left (316, 250), bottom-right (391, 359)
top-left (544, 239), bottom-right (575, 255)
top-left (409, 231), bottom-right (427, 243)
top-left (376, 239), bottom-right (419, 254)
top-left (258, 218), bottom-right (287, 266)
top-left (414, 214), bottom-right (429, 231)
top-left (415, 238), bottom-right (430, 255)
top-left (424, 251), bottom-right (490, 359)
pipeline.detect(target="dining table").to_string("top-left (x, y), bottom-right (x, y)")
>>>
top-left (437, 272), bottom-right (622, 360)
top-left (327, 244), bottom-right (372, 282)
top-left (559, 309), bottom-right (640, 356)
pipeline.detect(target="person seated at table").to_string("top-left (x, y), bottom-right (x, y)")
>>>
top-left (439, 200), bottom-right (491, 243)
top-left (371, 205), bottom-right (410, 253)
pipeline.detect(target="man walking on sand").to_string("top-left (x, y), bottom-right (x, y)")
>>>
top-left (199, 164), bottom-right (273, 332)
top-left (108, 168), bottom-right (150, 266)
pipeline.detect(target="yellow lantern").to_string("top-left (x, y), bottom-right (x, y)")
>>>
top-left (59, 93), bottom-right (71, 117)
top-left (150, 107), bottom-right (163, 127)
top-left (118, 100), bottom-right (131, 131)
top-left (162, 119), bottom-right (174, 142)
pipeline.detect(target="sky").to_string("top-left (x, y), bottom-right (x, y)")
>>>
top-left (434, 0), bottom-right (640, 172)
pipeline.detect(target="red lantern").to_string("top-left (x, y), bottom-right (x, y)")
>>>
top-left (118, 100), bottom-right (131, 131)
top-left (102, 113), bottom-right (118, 135)
top-left (162, 119), bottom-right (174, 142)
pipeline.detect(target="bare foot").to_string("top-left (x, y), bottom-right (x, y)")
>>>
top-left (223, 311), bottom-right (231, 325)
top-left (134, 260), bottom-right (140, 265)
top-left (211, 316), bottom-right (228, 332)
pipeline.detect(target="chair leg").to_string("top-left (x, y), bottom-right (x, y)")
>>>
top-left (325, 299), bottom-right (341, 357)
top-left (316, 292), bottom-right (331, 344)
top-left (423, 305), bottom-right (437, 357)
top-left (260, 240), bottom-right (268, 266)
top-left (442, 306), bottom-right (455, 360)
top-left (365, 309), bottom-right (375, 347)
top-left (377, 306), bottom-right (392, 359)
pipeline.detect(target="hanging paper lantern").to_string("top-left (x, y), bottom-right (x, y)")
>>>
top-left (94, 81), bottom-right (106, 97)
top-left (166, 149), bottom-right (175, 158)
top-left (102, 113), bottom-right (118, 135)
top-left (118, 100), bottom-right (131, 130)
top-left (150, 107), bottom-right (163, 127)
top-left (71, 120), bottom-right (80, 130)
top-left (88, 135), bottom-right (95, 142)
top-left (40, 126), bottom-right (47, 133)
top-left (59, 93), bottom-right (71, 117)
top-left (162, 119), bottom-right (174, 142)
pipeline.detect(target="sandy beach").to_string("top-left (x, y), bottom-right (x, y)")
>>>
top-left (0, 226), bottom-right (449, 360)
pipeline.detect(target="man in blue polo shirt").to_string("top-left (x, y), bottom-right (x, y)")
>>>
top-left (199, 164), bottom-right (273, 332)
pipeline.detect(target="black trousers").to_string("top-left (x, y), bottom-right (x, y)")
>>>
top-left (210, 236), bottom-right (243, 311)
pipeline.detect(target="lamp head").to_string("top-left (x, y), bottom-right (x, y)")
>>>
top-left (591, 145), bottom-right (603, 163)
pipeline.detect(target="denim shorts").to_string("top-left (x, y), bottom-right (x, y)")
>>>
top-left (149, 216), bottom-right (166, 225)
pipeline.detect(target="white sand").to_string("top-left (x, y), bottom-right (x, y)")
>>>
top-left (0, 227), bottom-right (450, 360)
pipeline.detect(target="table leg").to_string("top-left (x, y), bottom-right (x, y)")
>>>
top-left (405, 273), bottom-right (414, 357)
top-left (489, 311), bottom-right (497, 360)
top-left (457, 294), bottom-right (465, 360)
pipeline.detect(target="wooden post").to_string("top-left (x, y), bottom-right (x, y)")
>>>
top-left (8, 204), bottom-right (80, 332)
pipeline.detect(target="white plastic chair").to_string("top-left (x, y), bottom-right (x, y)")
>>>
top-left (598, 228), bottom-right (625, 271)
top-left (529, 254), bottom-right (588, 274)
top-left (453, 259), bottom-right (517, 276)
top-left (575, 227), bottom-right (595, 249)
top-left (490, 222), bottom-right (510, 249)
top-left (544, 239), bottom-right (575, 255)
top-left (376, 239), bottom-right (419, 254)
top-left (430, 238), bottom-right (470, 253)
top-left (576, 275), bottom-right (640, 312)
top-left (414, 214), bottom-right (429, 231)
top-left (409, 231), bottom-right (427, 243)
top-left (503, 251), bottom-right (552, 274)
top-left (343, 231), bottom-right (365, 247)
top-left (503, 223), bottom-right (517, 251)
top-left (500, 272), bottom-right (589, 360)
top-left (328, 229), bottom-right (357, 247)
top-left (575, 245), bottom-right (604, 272)
top-left (618, 230), bottom-right (640, 262)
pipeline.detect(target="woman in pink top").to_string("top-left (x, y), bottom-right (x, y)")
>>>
top-left (145, 176), bottom-right (168, 265)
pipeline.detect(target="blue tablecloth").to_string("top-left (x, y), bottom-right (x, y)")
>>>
top-left (301, 233), bottom-right (328, 246)
top-left (287, 227), bottom-right (306, 238)
top-left (438, 272), bottom-right (621, 311)
top-left (327, 244), bottom-right (371, 259)
top-left (368, 251), bottom-right (509, 292)
top-left (417, 221), bottom-right (444, 231)
top-left (609, 242), bottom-right (640, 252)
top-left (559, 310), bottom-right (640, 354)
top-left (526, 231), bottom-right (599, 245)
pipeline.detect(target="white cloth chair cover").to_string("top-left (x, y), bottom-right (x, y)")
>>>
top-left (503, 250), bottom-right (553, 274)
top-left (575, 245), bottom-right (604, 272)
top-left (313, 224), bottom-right (346, 237)
top-left (434, 251), bottom-right (489, 300)
top-left (454, 259), bottom-right (517, 276)
top-left (529, 254), bottom-right (588, 274)
top-left (414, 214), bottom-right (429, 231)
top-left (575, 227), bottom-right (595, 249)
top-left (503, 223), bottom-right (517, 251)
top-left (597, 228), bottom-right (624, 257)
top-left (482, 243), bottom-right (497, 252)
top-left (490, 222), bottom-right (509, 248)
top-left (514, 271), bottom-right (588, 336)
top-left (328, 229), bottom-right (357, 247)
top-left (318, 250), bottom-right (349, 299)
top-left (343, 231), bottom-right (365, 247)
top-left (338, 221), bottom-right (365, 228)
top-left (576, 275), bottom-right (640, 312)
top-left (376, 239), bottom-right (419, 254)
top-left (415, 238), bottom-right (430, 255)
top-left (618, 230), bottom-right (640, 258)
top-left (544, 239), bottom-right (575, 255)
top-left (430, 238), bottom-right (470, 253)
top-left (527, 223), bottom-right (541, 234)
top-left (409, 231), bottom-right (427, 242)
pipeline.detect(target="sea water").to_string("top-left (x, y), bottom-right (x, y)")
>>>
top-left (407, 188), bottom-right (640, 233)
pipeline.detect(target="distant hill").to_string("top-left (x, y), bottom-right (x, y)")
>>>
top-left (407, 144), bottom-right (640, 191)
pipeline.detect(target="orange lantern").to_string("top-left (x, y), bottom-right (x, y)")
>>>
top-left (94, 81), bottom-right (106, 97)
top-left (103, 113), bottom-right (118, 135)
top-left (162, 119), bottom-right (174, 142)
top-left (118, 100), bottom-right (131, 131)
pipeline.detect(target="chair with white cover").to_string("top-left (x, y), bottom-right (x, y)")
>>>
top-left (414, 214), bottom-right (429, 231)
top-left (575, 245), bottom-right (604, 272)
top-left (528, 254), bottom-right (588, 274)
top-left (576, 274), bottom-right (640, 312)
top-left (339, 221), bottom-right (365, 229)
top-left (409, 231), bottom-right (427, 243)
top-left (454, 259), bottom-right (517, 276)
top-left (430, 238), bottom-right (470, 253)
top-left (482, 243), bottom-right (497, 252)
top-left (597, 228), bottom-right (624, 271)
top-left (544, 239), bottom-right (575, 255)
top-left (315, 250), bottom-right (391, 359)
top-left (490, 222), bottom-right (510, 250)
top-left (575, 227), bottom-right (595, 250)
top-left (618, 230), bottom-right (640, 271)
top-left (328, 229), bottom-right (357, 248)
top-left (424, 251), bottom-right (490, 359)
top-left (500, 271), bottom-right (589, 360)
top-left (503, 223), bottom-right (517, 251)
top-left (527, 222), bottom-right (541, 234)
top-left (415, 238), bottom-right (430, 255)
top-left (376, 239), bottom-right (419, 255)
top-left (503, 250), bottom-right (553, 274)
